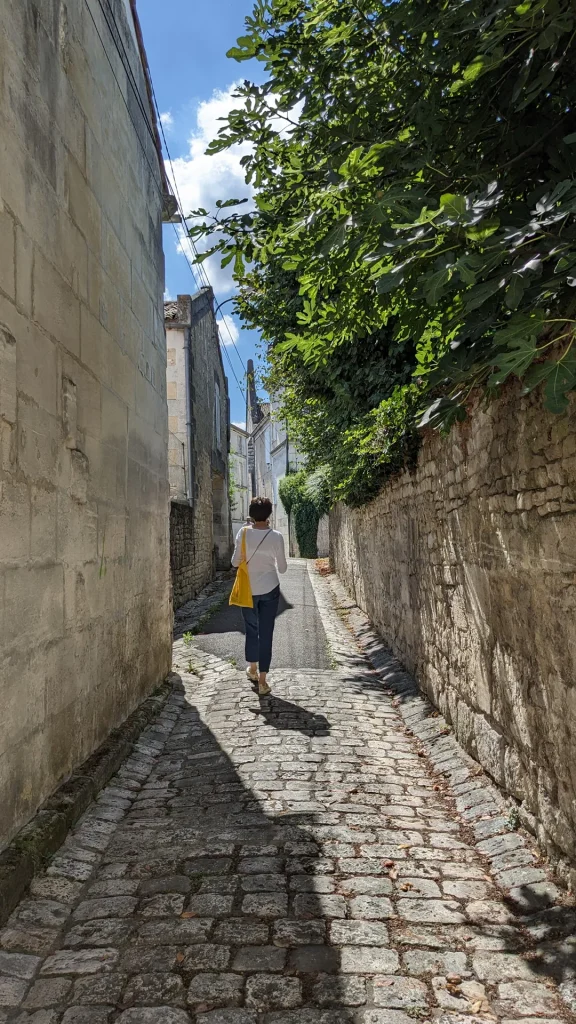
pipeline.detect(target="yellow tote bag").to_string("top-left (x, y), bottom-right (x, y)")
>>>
top-left (229, 528), bottom-right (253, 608)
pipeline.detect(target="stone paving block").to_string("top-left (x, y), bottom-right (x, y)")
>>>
top-left (0, 976), bottom-right (28, 1007)
top-left (187, 973), bottom-right (244, 1009)
top-left (188, 894), bottom-right (235, 916)
top-left (349, 896), bottom-right (395, 919)
top-left (182, 945), bottom-right (231, 971)
top-left (373, 976), bottom-right (429, 1008)
top-left (289, 877), bottom-right (335, 894)
top-left (472, 951), bottom-right (538, 982)
top-left (495, 981), bottom-right (562, 1016)
top-left (22, 977), bottom-right (72, 1008)
top-left (395, 878), bottom-right (442, 899)
top-left (242, 894), bottom-right (288, 918)
top-left (287, 946), bottom-right (340, 973)
top-left (41, 949), bottom-right (119, 976)
top-left (9, 902), bottom-right (69, 931)
top-left (64, 919), bottom-right (136, 948)
top-left (61, 1010), bottom-right (112, 1023)
top-left (72, 898), bottom-right (137, 921)
top-left (30, 878), bottom-right (84, 905)
top-left (123, 973), bottom-right (187, 1007)
top-left (116, 1010), bottom-right (191, 1023)
top-left (402, 950), bottom-right (469, 976)
top-left (245, 976), bottom-right (302, 1010)
top-left (396, 900), bottom-right (466, 924)
top-left (138, 876), bottom-right (191, 896)
top-left (339, 877), bottom-right (393, 896)
top-left (330, 921), bottom-right (389, 946)
top-left (293, 895), bottom-right (346, 919)
top-left (214, 920), bottom-right (269, 945)
top-left (71, 973), bottom-right (125, 1005)
top-left (312, 975), bottom-right (366, 1007)
top-left (273, 921), bottom-right (326, 947)
top-left (431, 977), bottom-right (487, 1011)
top-left (232, 947), bottom-right (287, 972)
top-left (140, 894), bottom-right (186, 917)
top-left (197, 1012), bottom-right (256, 1024)
top-left (0, 952), bottom-right (41, 979)
top-left (139, 918), bottom-right (213, 944)
top-left (361, 1011), bottom-right (415, 1024)
top-left (340, 948), bottom-right (400, 974)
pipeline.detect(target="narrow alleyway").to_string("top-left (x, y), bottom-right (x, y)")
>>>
top-left (193, 561), bottom-right (330, 671)
top-left (0, 565), bottom-right (574, 1023)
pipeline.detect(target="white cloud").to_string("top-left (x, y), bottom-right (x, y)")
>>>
top-left (167, 84), bottom-right (301, 299)
top-left (232, 420), bottom-right (247, 430)
top-left (168, 83), bottom-right (253, 296)
top-left (160, 111), bottom-right (174, 131)
top-left (164, 288), bottom-right (175, 301)
top-left (217, 313), bottom-right (240, 346)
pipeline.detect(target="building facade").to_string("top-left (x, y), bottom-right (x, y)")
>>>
top-left (230, 423), bottom-right (249, 539)
top-left (0, 0), bottom-right (172, 847)
top-left (165, 291), bottom-right (232, 608)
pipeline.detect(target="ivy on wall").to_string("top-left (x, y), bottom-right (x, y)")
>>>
top-left (278, 470), bottom-right (330, 558)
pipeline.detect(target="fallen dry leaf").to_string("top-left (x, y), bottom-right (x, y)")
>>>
top-left (398, 843), bottom-right (411, 849)
top-left (389, 866), bottom-right (399, 880)
top-left (446, 974), bottom-right (462, 985)
top-left (181, 911), bottom-right (197, 919)
top-left (471, 1001), bottom-right (483, 1014)
top-left (400, 882), bottom-right (414, 891)
top-left (176, 952), bottom-right (185, 963)
top-left (383, 860), bottom-right (394, 868)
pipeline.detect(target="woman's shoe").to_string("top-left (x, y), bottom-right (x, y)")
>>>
top-left (246, 666), bottom-right (259, 684)
top-left (258, 682), bottom-right (272, 696)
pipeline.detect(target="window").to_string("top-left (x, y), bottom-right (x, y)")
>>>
top-left (214, 381), bottom-right (221, 449)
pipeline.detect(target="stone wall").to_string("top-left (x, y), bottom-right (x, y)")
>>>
top-left (166, 292), bottom-right (232, 608)
top-left (330, 386), bottom-right (576, 884)
top-left (0, 0), bottom-right (172, 848)
top-left (169, 502), bottom-right (196, 611)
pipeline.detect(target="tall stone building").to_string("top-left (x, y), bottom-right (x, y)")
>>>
top-left (165, 291), bottom-right (232, 608)
top-left (0, 0), bottom-right (173, 847)
top-left (230, 423), bottom-right (249, 539)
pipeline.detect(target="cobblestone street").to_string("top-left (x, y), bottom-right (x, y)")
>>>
top-left (0, 565), bottom-right (574, 1024)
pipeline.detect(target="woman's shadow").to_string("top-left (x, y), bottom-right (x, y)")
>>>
top-left (245, 691), bottom-right (331, 736)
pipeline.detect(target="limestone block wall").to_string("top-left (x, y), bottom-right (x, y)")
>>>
top-left (0, 0), bottom-right (171, 847)
top-left (330, 387), bottom-right (576, 884)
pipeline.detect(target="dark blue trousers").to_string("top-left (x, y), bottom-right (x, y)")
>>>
top-left (242, 585), bottom-right (280, 673)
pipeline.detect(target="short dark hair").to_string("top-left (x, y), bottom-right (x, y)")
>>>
top-left (249, 496), bottom-right (272, 522)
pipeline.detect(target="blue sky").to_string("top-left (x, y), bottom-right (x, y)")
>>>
top-left (137, 0), bottom-right (266, 427)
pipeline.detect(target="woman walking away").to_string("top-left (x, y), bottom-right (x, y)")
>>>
top-left (231, 496), bottom-right (287, 696)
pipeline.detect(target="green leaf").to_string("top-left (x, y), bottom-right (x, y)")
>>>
top-left (421, 266), bottom-right (451, 305)
top-left (489, 334), bottom-right (537, 386)
top-left (465, 217), bottom-right (500, 241)
top-left (563, 132), bottom-right (576, 145)
top-left (505, 274), bottom-right (525, 310)
top-left (464, 278), bottom-right (504, 311)
top-left (543, 352), bottom-right (576, 414)
top-left (440, 193), bottom-right (466, 219)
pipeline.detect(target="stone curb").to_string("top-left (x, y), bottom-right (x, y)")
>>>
top-left (308, 563), bottom-right (576, 967)
top-left (0, 674), bottom-right (176, 927)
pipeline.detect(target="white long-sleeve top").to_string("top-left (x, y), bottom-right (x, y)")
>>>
top-left (231, 525), bottom-right (288, 595)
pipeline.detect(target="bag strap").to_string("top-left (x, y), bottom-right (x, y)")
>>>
top-left (246, 528), bottom-right (271, 564)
